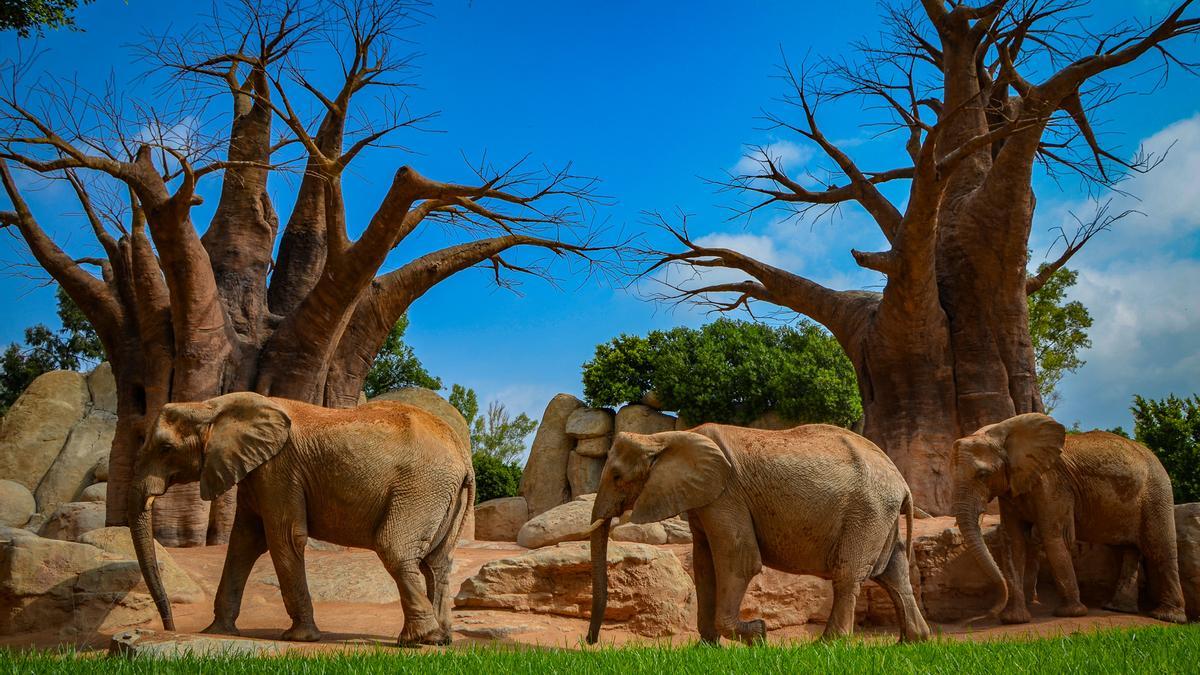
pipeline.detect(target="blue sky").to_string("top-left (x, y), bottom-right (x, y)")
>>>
top-left (1, 1), bottom-right (1198, 442)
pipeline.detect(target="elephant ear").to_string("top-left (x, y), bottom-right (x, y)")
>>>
top-left (989, 413), bottom-right (1066, 496)
top-left (199, 393), bottom-right (291, 501)
top-left (630, 431), bottom-right (733, 524)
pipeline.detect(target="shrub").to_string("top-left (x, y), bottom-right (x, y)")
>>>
top-left (472, 452), bottom-right (523, 504)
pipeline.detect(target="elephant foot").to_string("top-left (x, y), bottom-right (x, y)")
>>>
top-left (1053, 601), bottom-right (1088, 618)
top-left (281, 622), bottom-right (322, 642)
top-left (1103, 598), bottom-right (1139, 614)
top-left (398, 616), bottom-right (449, 648)
top-left (737, 619), bottom-right (766, 646)
top-left (1149, 606), bottom-right (1187, 625)
top-left (1000, 607), bottom-right (1032, 625)
top-left (200, 620), bottom-right (239, 637)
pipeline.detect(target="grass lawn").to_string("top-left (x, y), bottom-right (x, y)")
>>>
top-left (3, 625), bottom-right (1198, 674)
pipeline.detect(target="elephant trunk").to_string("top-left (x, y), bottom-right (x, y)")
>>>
top-left (955, 497), bottom-right (1007, 624)
top-left (129, 485), bottom-right (174, 631)
top-left (586, 518), bottom-right (611, 645)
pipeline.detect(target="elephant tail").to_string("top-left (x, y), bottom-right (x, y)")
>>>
top-left (903, 490), bottom-right (914, 562)
top-left (450, 472), bottom-right (475, 544)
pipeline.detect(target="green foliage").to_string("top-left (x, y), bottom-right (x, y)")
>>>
top-left (0, 0), bottom-right (93, 37)
top-left (451, 384), bottom-right (537, 464)
top-left (1, 625), bottom-right (1197, 672)
top-left (1132, 393), bottom-right (1200, 504)
top-left (582, 318), bottom-right (861, 427)
top-left (470, 451), bottom-right (523, 504)
top-left (362, 315), bottom-right (442, 398)
top-left (1028, 266), bottom-right (1093, 412)
top-left (0, 287), bottom-right (104, 414)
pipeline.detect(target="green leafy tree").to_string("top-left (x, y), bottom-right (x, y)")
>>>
top-left (362, 315), bottom-right (442, 398)
top-left (1028, 266), bottom-right (1093, 412)
top-left (583, 318), bottom-right (861, 427)
top-left (449, 384), bottom-right (533, 502)
top-left (1, 286), bottom-right (104, 413)
top-left (1, 0), bottom-right (93, 37)
top-left (1131, 394), bottom-right (1200, 504)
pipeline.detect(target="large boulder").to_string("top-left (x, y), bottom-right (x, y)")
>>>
top-left (0, 526), bottom-right (200, 636)
top-left (86, 362), bottom-right (118, 415)
top-left (80, 482), bottom-right (107, 503)
top-left (92, 455), bottom-right (109, 482)
top-left (260, 552), bottom-right (399, 604)
top-left (40, 501), bottom-right (107, 542)
top-left (565, 408), bottom-right (614, 439)
top-left (0, 480), bottom-right (35, 528)
top-left (1177, 502), bottom-right (1200, 621)
top-left (474, 497), bottom-right (529, 542)
top-left (573, 436), bottom-right (611, 458)
top-left (0, 370), bottom-right (90, 493)
top-left (520, 394), bottom-right (584, 517)
top-left (613, 516), bottom-right (692, 545)
top-left (77, 527), bottom-right (204, 604)
top-left (34, 412), bottom-right (117, 515)
top-left (517, 494), bottom-right (595, 549)
top-left (615, 404), bottom-right (676, 436)
top-left (368, 387), bottom-right (470, 449)
top-left (567, 452), bottom-right (604, 499)
top-left (454, 541), bottom-right (695, 637)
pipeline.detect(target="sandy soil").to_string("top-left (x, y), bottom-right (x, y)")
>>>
top-left (1, 540), bottom-right (1170, 654)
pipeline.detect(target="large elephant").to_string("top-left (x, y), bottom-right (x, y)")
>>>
top-left (128, 392), bottom-right (474, 646)
top-left (586, 425), bottom-right (930, 645)
top-left (951, 413), bottom-right (1185, 625)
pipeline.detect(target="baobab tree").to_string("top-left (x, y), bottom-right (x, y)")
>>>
top-left (0, 1), bottom-right (607, 544)
top-left (644, 1), bottom-right (1199, 513)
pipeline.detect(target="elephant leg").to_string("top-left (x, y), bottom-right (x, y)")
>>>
top-left (377, 491), bottom-right (451, 646)
top-left (702, 512), bottom-right (763, 646)
top-left (1105, 546), bottom-right (1142, 614)
top-left (264, 517), bottom-right (321, 642)
top-left (824, 576), bottom-right (864, 640)
top-left (419, 498), bottom-right (462, 639)
top-left (1140, 510), bottom-right (1187, 624)
top-left (1023, 538), bottom-right (1040, 607)
top-left (1042, 534), bottom-right (1087, 617)
top-left (871, 541), bottom-right (930, 643)
top-left (999, 514), bottom-right (1032, 625)
top-left (202, 505), bottom-right (267, 636)
top-left (690, 526), bottom-right (719, 644)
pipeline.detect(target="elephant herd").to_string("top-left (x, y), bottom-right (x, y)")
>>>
top-left (127, 393), bottom-right (1189, 647)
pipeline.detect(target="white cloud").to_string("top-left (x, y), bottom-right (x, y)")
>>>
top-left (1038, 113), bottom-right (1200, 430)
top-left (732, 140), bottom-right (814, 178)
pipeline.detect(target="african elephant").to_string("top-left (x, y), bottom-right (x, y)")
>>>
top-left (128, 392), bottom-right (474, 646)
top-left (951, 413), bottom-right (1185, 625)
top-left (586, 425), bottom-right (930, 645)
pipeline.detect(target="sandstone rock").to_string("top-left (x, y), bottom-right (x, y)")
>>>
top-left (612, 521), bottom-right (667, 545)
top-left (35, 413), bottom-right (117, 515)
top-left (369, 387), bottom-right (470, 449)
top-left (111, 629), bottom-right (284, 658)
top-left (92, 455), bottom-right (109, 482)
top-left (87, 362), bottom-right (118, 414)
top-left (0, 526), bottom-right (198, 636)
top-left (474, 497), bottom-right (529, 542)
top-left (573, 436), bottom-right (612, 458)
top-left (565, 408), bottom-right (614, 439)
top-left (0, 480), bottom-right (35, 528)
top-left (0, 370), bottom-right (90, 492)
top-left (520, 394), bottom-right (584, 517)
top-left (615, 404), bottom-right (676, 436)
top-left (454, 541), bottom-right (695, 637)
top-left (80, 482), bottom-right (107, 503)
top-left (747, 410), bottom-right (794, 431)
top-left (261, 552), bottom-right (399, 604)
top-left (743, 568), bottom-right (836, 628)
top-left (1177, 502), bottom-right (1200, 621)
top-left (77, 527), bottom-right (205, 604)
top-left (661, 516), bottom-right (693, 544)
top-left (567, 452), bottom-right (604, 499)
top-left (640, 390), bottom-right (665, 410)
top-left (517, 494), bottom-right (595, 549)
top-left (40, 501), bottom-right (107, 542)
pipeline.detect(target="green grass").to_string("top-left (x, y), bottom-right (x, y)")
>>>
top-left (3, 625), bottom-right (1199, 674)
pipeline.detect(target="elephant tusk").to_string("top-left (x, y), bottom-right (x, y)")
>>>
top-left (583, 518), bottom-right (608, 535)
top-left (143, 495), bottom-right (156, 511)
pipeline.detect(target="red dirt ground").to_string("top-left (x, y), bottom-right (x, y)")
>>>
top-left (1, 540), bottom-right (1169, 654)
